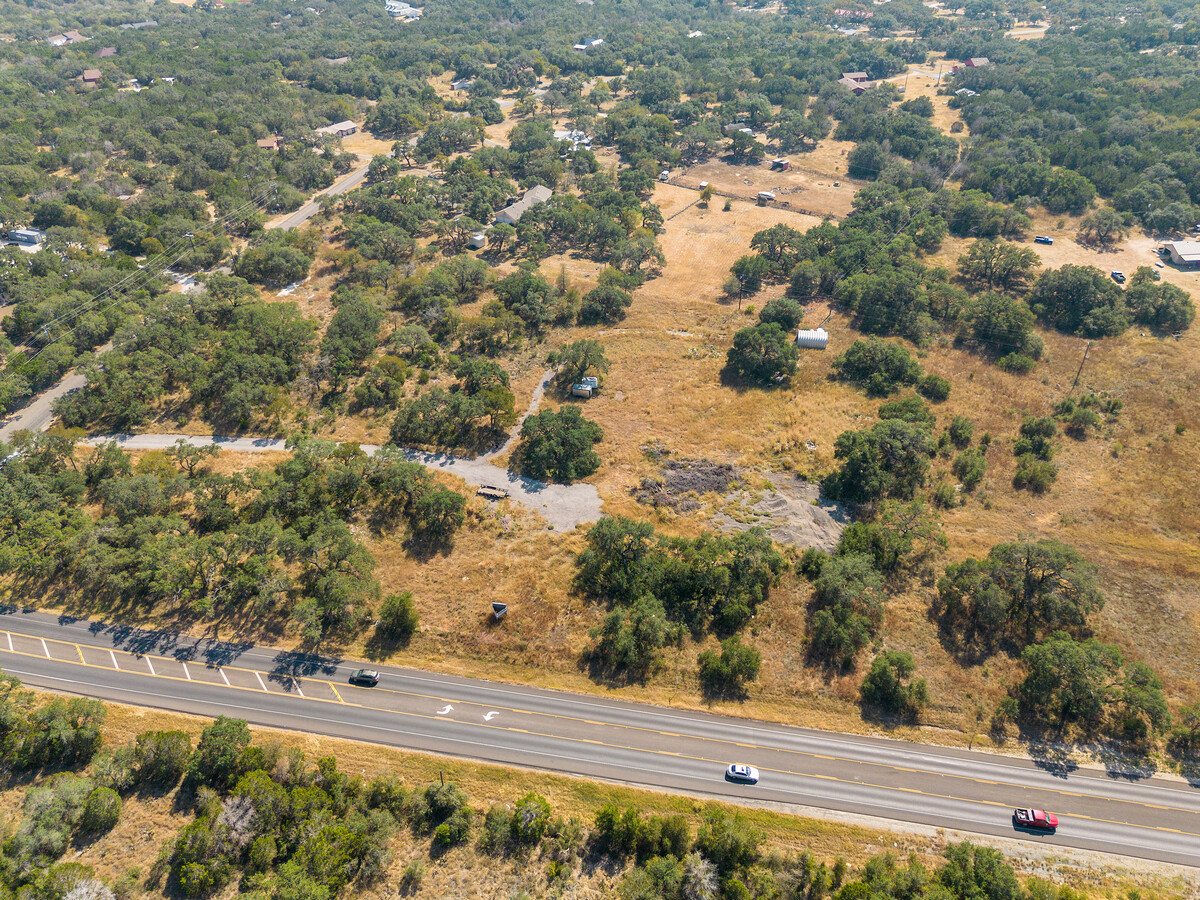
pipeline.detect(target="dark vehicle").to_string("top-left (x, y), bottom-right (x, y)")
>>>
top-left (1111, 271), bottom-right (1126, 283)
top-left (1034, 236), bottom-right (1054, 245)
top-left (349, 669), bottom-right (380, 686)
top-left (1013, 808), bottom-right (1058, 831)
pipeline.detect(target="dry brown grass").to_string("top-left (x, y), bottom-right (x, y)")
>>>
top-left (1, 697), bottom-right (1182, 899)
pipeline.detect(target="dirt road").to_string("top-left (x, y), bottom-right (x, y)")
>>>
top-left (83, 433), bottom-right (604, 532)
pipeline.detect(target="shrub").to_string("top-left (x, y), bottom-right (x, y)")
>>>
top-left (80, 787), bottom-right (122, 835)
top-left (697, 637), bottom-right (762, 698)
top-left (860, 651), bottom-right (928, 718)
top-left (479, 803), bottom-right (510, 854)
top-left (1014, 416), bottom-right (1058, 460)
top-left (401, 860), bottom-right (424, 890)
top-left (757, 297), bottom-right (805, 331)
top-left (135, 730), bottom-right (192, 789)
top-left (996, 352), bottom-right (1037, 374)
top-left (578, 284), bottom-right (633, 325)
top-left (1013, 455), bottom-right (1057, 493)
top-left (948, 416), bottom-right (974, 448)
top-left (377, 591), bottom-right (419, 642)
top-left (951, 447), bottom-right (986, 491)
top-left (832, 338), bottom-right (921, 397)
top-left (248, 835), bottom-right (278, 873)
top-left (878, 396), bottom-right (934, 428)
top-left (510, 792), bottom-right (552, 846)
top-left (93, 748), bottom-right (137, 794)
top-left (931, 481), bottom-right (958, 509)
top-left (186, 717), bottom-right (250, 791)
top-left (433, 806), bottom-right (473, 849)
top-left (918, 374), bottom-right (951, 402)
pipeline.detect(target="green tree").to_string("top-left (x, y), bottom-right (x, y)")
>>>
top-left (758, 297), bottom-right (804, 331)
top-left (860, 651), bottom-right (928, 718)
top-left (1028, 265), bottom-right (1128, 336)
top-left (937, 540), bottom-right (1104, 653)
top-left (550, 339), bottom-right (610, 394)
top-left (586, 595), bottom-right (669, 682)
top-left (957, 239), bottom-right (1041, 291)
top-left (730, 255), bottom-right (771, 293)
top-left (808, 553), bottom-right (887, 666)
top-left (510, 792), bottom-right (552, 846)
top-left (377, 591), bottom-right (419, 642)
top-left (697, 636), bottom-right (762, 699)
top-left (824, 420), bottom-right (934, 504)
top-left (1076, 208), bottom-right (1130, 247)
top-left (726, 323), bottom-right (799, 385)
top-left (1126, 269), bottom-right (1196, 333)
top-left (186, 716), bottom-right (250, 790)
top-left (1018, 633), bottom-right (1168, 737)
top-left (516, 406), bottom-right (603, 483)
top-left (579, 284), bottom-right (633, 325)
top-left (832, 338), bottom-right (922, 397)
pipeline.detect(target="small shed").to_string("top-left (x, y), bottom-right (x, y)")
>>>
top-left (8, 229), bottom-right (47, 246)
top-left (757, 191), bottom-right (775, 204)
top-left (796, 327), bottom-right (828, 350)
top-left (467, 232), bottom-right (487, 250)
top-left (770, 158), bottom-right (790, 171)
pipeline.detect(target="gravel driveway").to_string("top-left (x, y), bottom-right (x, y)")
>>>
top-left (85, 433), bottom-right (603, 532)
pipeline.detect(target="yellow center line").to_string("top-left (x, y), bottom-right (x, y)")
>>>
top-left (5, 629), bottom-right (1200, 826)
top-left (4, 638), bottom-right (1199, 839)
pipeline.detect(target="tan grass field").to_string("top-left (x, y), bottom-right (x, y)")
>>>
top-left (0, 696), bottom-right (1187, 899)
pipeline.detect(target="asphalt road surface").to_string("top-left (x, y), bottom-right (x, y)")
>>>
top-left (269, 158), bottom-right (372, 230)
top-left (0, 608), bottom-right (1197, 869)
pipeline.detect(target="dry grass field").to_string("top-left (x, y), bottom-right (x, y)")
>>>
top-left (0, 696), bottom-right (1186, 899)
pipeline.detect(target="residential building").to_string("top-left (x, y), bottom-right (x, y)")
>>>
top-left (96, 47), bottom-right (116, 58)
top-left (837, 74), bottom-right (869, 93)
top-left (315, 120), bottom-right (358, 137)
top-left (119, 20), bottom-right (158, 30)
top-left (47, 30), bottom-right (87, 46)
top-left (82, 69), bottom-right (102, 84)
top-left (1165, 241), bottom-right (1200, 269)
top-left (257, 136), bottom-right (283, 150)
top-left (495, 185), bottom-right (553, 225)
top-left (573, 38), bottom-right (603, 51)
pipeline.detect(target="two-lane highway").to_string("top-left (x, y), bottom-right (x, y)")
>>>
top-left (0, 608), bottom-right (1198, 868)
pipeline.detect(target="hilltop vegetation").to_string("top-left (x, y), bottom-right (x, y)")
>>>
top-left (0, 0), bottom-right (1197, 806)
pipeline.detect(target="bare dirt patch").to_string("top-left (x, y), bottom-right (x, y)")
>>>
top-left (711, 471), bottom-right (850, 552)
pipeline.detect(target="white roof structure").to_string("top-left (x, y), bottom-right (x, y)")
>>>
top-left (1166, 241), bottom-right (1200, 263)
top-left (315, 120), bottom-right (358, 136)
top-left (796, 327), bottom-right (829, 350)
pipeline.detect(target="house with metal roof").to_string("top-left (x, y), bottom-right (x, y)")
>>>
top-left (495, 185), bottom-right (553, 225)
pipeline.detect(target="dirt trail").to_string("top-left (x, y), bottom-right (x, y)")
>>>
top-left (83, 432), bottom-right (603, 532)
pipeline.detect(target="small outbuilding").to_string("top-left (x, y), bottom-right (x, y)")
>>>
top-left (757, 191), bottom-right (775, 204)
top-left (467, 232), bottom-right (488, 250)
top-left (7, 228), bottom-right (47, 246)
top-left (770, 158), bottom-right (790, 171)
top-left (796, 327), bottom-right (829, 350)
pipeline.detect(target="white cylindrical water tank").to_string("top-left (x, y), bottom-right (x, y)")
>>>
top-left (796, 327), bottom-right (828, 350)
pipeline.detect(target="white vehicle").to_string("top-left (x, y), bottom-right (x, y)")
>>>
top-left (726, 764), bottom-right (759, 784)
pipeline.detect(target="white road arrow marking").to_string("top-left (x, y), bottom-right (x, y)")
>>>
top-left (437, 704), bottom-right (453, 715)
top-left (483, 711), bottom-right (499, 721)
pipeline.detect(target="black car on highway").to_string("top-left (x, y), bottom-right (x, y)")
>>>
top-left (349, 669), bottom-right (380, 686)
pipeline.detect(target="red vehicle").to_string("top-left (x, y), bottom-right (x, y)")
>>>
top-left (1013, 808), bottom-right (1058, 831)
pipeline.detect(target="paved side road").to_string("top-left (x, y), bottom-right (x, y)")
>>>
top-left (267, 158), bottom-right (373, 231)
top-left (0, 608), bottom-right (1198, 871)
top-left (85, 433), bottom-right (603, 531)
